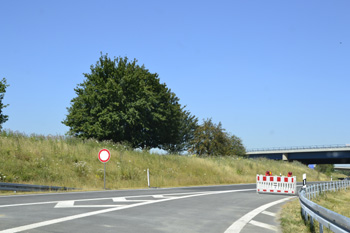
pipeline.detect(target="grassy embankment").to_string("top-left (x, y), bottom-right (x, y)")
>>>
top-left (0, 131), bottom-right (343, 192)
top-left (280, 188), bottom-right (350, 233)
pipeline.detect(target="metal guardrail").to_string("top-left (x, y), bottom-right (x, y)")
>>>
top-left (0, 182), bottom-right (76, 192)
top-left (247, 144), bottom-right (350, 152)
top-left (299, 180), bottom-right (350, 233)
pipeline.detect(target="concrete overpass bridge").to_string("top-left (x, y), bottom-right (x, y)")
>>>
top-left (247, 145), bottom-right (350, 165)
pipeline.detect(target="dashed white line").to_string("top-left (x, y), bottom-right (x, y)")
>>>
top-left (54, 201), bottom-right (75, 208)
top-left (224, 196), bottom-right (294, 233)
top-left (250, 220), bottom-right (278, 231)
top-left (262, 210), bottom-right (276, 217)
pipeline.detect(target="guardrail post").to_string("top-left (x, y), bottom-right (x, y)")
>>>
top-left (314, 185), bottom-right (316, 198)
top-left (319, 222), bottom-right (323, 233)
top-left (301, 207), bottom-right (304, 219)
top-left (310, 216), bottom-right (314, 230)
top-left (302, 207), bottom-right (307, 222)
top-left (313, 185), bottom-right (316, 198)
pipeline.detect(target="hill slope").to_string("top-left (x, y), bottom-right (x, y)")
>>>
top-left (0, 132), bottom-right (339, 191)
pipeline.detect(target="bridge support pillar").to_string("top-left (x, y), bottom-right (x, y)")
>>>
top-left (282, 153), bottom-right (289, 161)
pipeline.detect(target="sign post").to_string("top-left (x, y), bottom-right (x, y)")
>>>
top-left (303, 173), bottom-right (306, 188)
top-left (98, 149), bottom-right (111, 189)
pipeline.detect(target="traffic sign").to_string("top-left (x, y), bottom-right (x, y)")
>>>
top-left (98, 149), bottom-right (110, 163)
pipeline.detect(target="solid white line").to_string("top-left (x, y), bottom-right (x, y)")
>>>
top-left (112, 197), bottom-right (148, 202)
top-left (0, 191), bottom-right (207, 208)
top-left (56, 205), bottom-right (124, 208)
top-left (0, 201), bottom-right (59, 208)
top-left (0, 189), bottom-right (255, 233)
top-left (224, 196), bottom-right (295, 233)
top-left (249, 220), bottom-right (278, 231)
top-left (262, 210), bottom-right (276, 217)
top-left (54, 201), bottom-right (123, 208)
top-left (0, 183), bottom-right (256, 198)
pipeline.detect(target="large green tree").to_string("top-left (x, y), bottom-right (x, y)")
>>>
top-left (189, 118), bottom-right (246, 156)
top-left (63, 54), bottom-right (197, 151)
top-left (0, 78), bottom-right (9, 130)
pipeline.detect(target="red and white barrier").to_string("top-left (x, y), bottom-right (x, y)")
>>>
top-left (256, 174), bottom-right (297, 195)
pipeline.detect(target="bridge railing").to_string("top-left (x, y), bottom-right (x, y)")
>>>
top-left (247, 144), bottom-right (350, 152)
top-left (299, 180), bottom-right (350, 232)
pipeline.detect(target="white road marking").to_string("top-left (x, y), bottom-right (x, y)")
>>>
top-left (249, 220), bottom-right (278, 231)
top-left (262, 210), bottom-right (276, 217)
top-left (0, 183), bottom-right (257, 199)
top-left (153, 195), bottom-right (165, 198)
top-left (0, 189), bottom-right (255, 233)
top-left (0, 201), bottom-right (62, 208)
top-left (112, 197), bottom-right (148, 202)
top-left (224, 196), bottom-right (295, 233)
top-left (54, 201), bottom-right (123, 208)
top-left (54, 201), bottom-right (75, 208)
top-left (0, 191), bottom-right (208, 208)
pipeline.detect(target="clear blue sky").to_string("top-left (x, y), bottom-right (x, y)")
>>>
top-left (1, 0), bottom-right (349, 149)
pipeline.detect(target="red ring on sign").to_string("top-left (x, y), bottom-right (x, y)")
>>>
top-left (98, 149), bottom-right (111, 163)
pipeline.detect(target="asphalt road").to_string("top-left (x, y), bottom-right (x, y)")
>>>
top-left (0, 184), bottom-right (296, 233)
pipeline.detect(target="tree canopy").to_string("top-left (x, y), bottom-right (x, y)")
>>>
top-left (315, 164), bottom-right (334, 176)
top-left (63, 54), bottom-right (197, 152)
top-left (0, 78), bottom-right (9, 130)
top-left (189, 118), bottom-right (246, 156)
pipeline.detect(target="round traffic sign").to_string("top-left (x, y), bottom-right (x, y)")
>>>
top-left (98, 149), bottom-right (111, 163)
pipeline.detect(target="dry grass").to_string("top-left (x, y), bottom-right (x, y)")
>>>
top-left (280, 188), bottom-right (350, 232)
top-left (0, 131), bottom-right (342, 192)
top-left (313, 189), bottom-right (350, 218)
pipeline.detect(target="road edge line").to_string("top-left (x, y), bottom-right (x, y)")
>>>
top-left (224, 196), bottom-right (295, 233)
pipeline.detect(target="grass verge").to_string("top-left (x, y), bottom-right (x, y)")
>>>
top-left (0, 131), bottom-right (344, 193)
top-left (280, 188), bottom-right (350, 232)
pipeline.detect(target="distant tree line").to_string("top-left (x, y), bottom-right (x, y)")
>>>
top-left (60, 53), bottom-right (246, 156)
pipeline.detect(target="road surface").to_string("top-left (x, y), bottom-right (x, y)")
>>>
top-left (0, 184), bottom-right (295, 233)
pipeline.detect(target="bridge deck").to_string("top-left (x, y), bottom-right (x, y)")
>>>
top-left (246, 146), bottom-right (350, 164)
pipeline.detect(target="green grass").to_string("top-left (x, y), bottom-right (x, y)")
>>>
top-left (0, 131), bottom-right (343, 192)
top-left (280, 187), bottom-right (350, 233)
top-left (313, 189), bottom-right (350, 218)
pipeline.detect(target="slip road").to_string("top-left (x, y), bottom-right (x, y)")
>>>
top-left (0, 184), bottom-right (294, 233)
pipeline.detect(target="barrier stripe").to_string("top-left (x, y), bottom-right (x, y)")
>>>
top-left (256, 175), bottom-right (296, 195)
